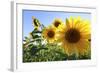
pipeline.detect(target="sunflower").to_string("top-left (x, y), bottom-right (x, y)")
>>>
top-left (52, 18), bottom-right (64, 29)
top-left (32, 16), bottom-right (40, 30)
top-left (42, 26), bottom-right (57, 43)
top-left (57, 17), bottom-right (91, 56)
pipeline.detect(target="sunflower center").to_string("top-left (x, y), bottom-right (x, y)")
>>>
top-left (47, 30), bottom-right (55, 38)
top-left (88, 39), bottom-right (91, 42)
top-left (54, 21), bottom-right (60, 27)
top-left (65, 29), bottom-right (80, 43)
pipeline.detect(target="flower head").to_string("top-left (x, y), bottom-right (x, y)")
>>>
top-left (57, 17), bottom-right (91, 56)
top-left (52, 18), bottom-right (64, 31)
top-left (32, 16), bottom-right (40, 30)
top-left (42, 26), bottom-right (57, 43)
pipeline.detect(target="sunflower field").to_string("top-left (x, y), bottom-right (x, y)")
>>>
top-left (23, 16), bottom-right (91, 62)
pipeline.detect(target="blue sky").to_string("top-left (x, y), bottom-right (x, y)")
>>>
top-left (23, 10), bottom-right (91, 38)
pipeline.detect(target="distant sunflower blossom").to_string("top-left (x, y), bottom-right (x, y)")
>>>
top-left (52, 18), bottom-right (64, 30)
top-left (32, 16), bottom-right (41, 30)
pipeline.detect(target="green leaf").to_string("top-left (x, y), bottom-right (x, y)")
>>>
top-left (38, 47), bottom-right (48, 50)
top-left (32, 35), bottom-right (41, 38)
top-left (25, 37), bottom-right (29, 40)
top-left (32, 30), bottom-right (42, 33)
top-left (68, 54), bottom-right (77, 60)
top-left (66, 18), bottom-right (69, 25)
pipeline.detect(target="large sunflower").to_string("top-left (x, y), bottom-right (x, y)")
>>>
top-left (42, 26), bottom-right (57, 43)
top-left (57, 17), bottom-right (91, 56)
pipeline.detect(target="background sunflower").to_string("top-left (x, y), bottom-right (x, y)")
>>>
top-left (52, 18), bottom-right (63, 29)
top-left (42, 26), bottom-right (57, 43)
top-left (32, 16), bottom-right (41, 30)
